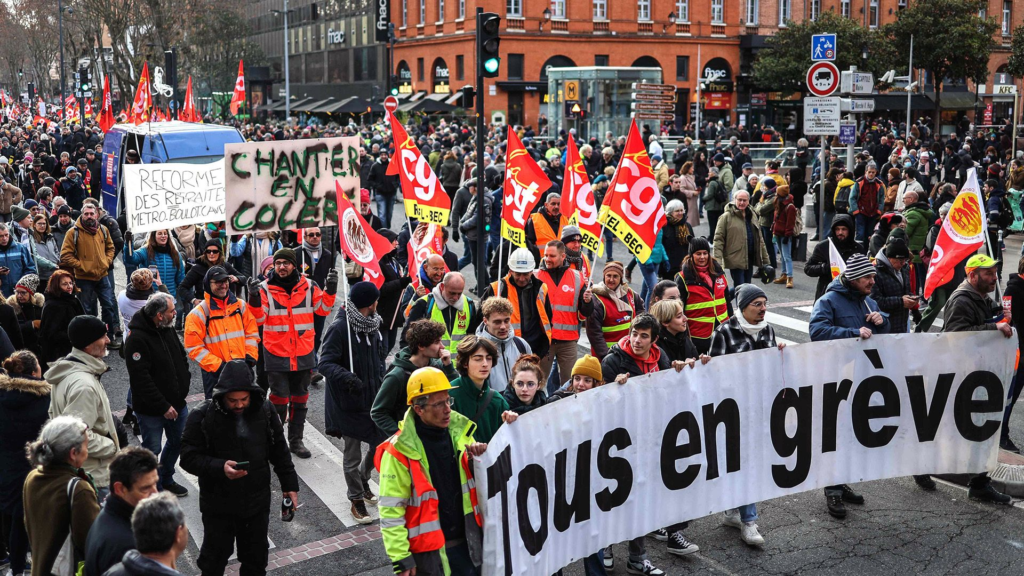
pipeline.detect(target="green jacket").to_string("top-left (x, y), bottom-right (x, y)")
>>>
top-left (903, 202), bottom-right (933, 263)
top-left (713, 201), bottom-right (770, 271)
top-left (377, 409), bottom-right (482, 575)
top-left (702, 177), bottom-right (727, 212)
top-left (717, 164), bottom-right (735, 193)
top-left (448, 375), bottom-right (510, 444)
top-left (371, 347), bottom-right (460, 435)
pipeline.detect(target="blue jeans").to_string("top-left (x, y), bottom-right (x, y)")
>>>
top-left (375, 194), bottom-right (395, 228)
top-left (103, 274), bottom-right (123, 333)
top-left (202, 366), bottom-right (224, 400)
top-left (761, 226), bottom-right (777, 268)
top-left (639, 261), bottom-right (660, 307)
top-left (854, 214), bottom-right (878, 247)
top-left (729, 268), bottom-right (752, 287)
top-left (137, 405), bottom-right (189, 488)
top-left (458, 236), bottom-right (475, 270)
top-left (604, 229), bottom-right (615, 259)
top-left (736, 503), bottom-right (758, 523)
top-left (774, 236), bottom-right (793, 276)
top-left (77, 277), bottom-right (117, 337)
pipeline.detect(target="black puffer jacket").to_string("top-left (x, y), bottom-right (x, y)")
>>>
top-left (658, 328), bottom-right (700, 362)
top-left (180, 361), bottom-right (299, 517)
top-left (39, 291), bottom-right (85, 362)
top-left (319, 311), bottom-right (388, 444)
top-left (0, 373), bottom-right (50, 514)
top-left (500, 385), bottom-right (549, 415)
top-left (804, 214), bottom-right (860, 301)
top-left (124, 309), bottom-right (192, 417)
top-left (84, 494), bottom-right (135, 576)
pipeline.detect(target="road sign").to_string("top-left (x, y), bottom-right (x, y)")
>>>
top-left (803, 96), bottom-right (841, 135)
top-left (383, 95), bottom-right (399, 113)
top-left (632, 112), bottom-right (675, 121)
top-left (631, 83), bottom-right (676, 93)
top-left (839, 122), bottom-right (857, 145)
top-left (631, 92), bottom-right (676, 102)
top-left (565, 81), bottom-right (579, 101)
top-left (631, 102), bottom-right (674, 112)
top-left (840, 71), bottom-right (874, 95)
top-left (811, 34), bottom-right (837, 61)
top-left (840, 98), bottom-right (875, 113)
top-left (806, 62), bottom-right (840, 97)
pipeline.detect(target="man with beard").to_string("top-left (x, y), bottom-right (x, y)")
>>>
top-left (124, 293), bottom-right (191, 497)
top-left (405, 271), bottom-right (480, 353)
top-left (59, 203), bottom-right (117, 344)
top-left (369, 150), bottom-right (399, 228)
top-left (560, 225), bottom-right (591, 278)
top-left (525, 193), bottom-right (568, 262)
top-left (180, 360), bottom-right (299, 576)
top-left (804, 214), bottom-right (859, 301)
top-left (537, 240), bottom-right (594, 386)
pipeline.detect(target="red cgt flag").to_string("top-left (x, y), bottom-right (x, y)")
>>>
top-left (598, 119), bottom-right (667, 263)
top-left (923, 168), bottom-right (986, 298)
top-left (336, 181), bottom-right (394, 288)
top-left (97, 76), bottom-right (115, 132)
top-left (407, 223), bottom-right (448, 289)
top-left (129, 62), bottom-right (152, 125)
top-left (181, 76), bottom-right (199, 122)
top-left (501, 127), bottom-right (552, 247)
top-left (386, 110), bottom-right (451, 225)
top-left (230, 60), bottom-right (246, 116)
top-left (562, 137), bottom-right (603, 256)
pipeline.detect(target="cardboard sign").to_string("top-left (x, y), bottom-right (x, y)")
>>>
top-left (124, 162), bottom-right (225, 233)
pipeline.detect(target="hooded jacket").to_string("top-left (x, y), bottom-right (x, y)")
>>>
top-left (809, 277), bottom-right (890, 342)
top-left (320, 310), bottom-right (388, 444)
top-left (942, 280), bottom-right (1000, 333)
top-left (903, 201), bottom-right (934, 263)
top-left (474, 323), bottom-right (531, 391)
top-left (60, 217), bottom-right (114, 281)
top-left (600, 335), bottom-right (671, 383)
top-left (124, 308), bottom-right (191, 418)
top-left (804, 214), bottom-right (860, 300)
top-left (448, 374), bottom-right (511, 444)
top-left (183, 275), bottom-right (260, 374)
top-left (0, 239), bottom-right (35, 298)
top-left (179, 360), bottom-right (299, 517)
top-left (101, 550), bottom-right (183, 576)
top-left (0, 373), bottom-right (50, 513)
top-left (46, 349), bottom-right (120, 487)
top-left (370, 347), bottom-right (461, 436)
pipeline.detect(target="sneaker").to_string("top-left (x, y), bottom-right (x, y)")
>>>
top-left (311, 372), bottom-right (325, 386)
top-left (289, 441), bottom-right (312, 459)
top-left (839, 484), bottom-right (864, 504)
top-left (1001, 436), bottom-right (1021, 454)
top-left (968, 483), bottom-right (1012, 504)
top-left (651, 527), bottom-right (669, 541)
top-left (666, 532), bottom-right (699, 556)
top-left (721, 508), bottom-right (742, 528)
top-left (163, 481), bottom-right (189, 497)
top-left (626, 559), bottom-right (664, 576)
top-left (603, 546), bottom-right (613, 570)
top-left (739, 522), bottom-right (765, 546)
top-left (913, 475), bottom-right (937, 491)
top-left (362, 483), bottom-right (378, 505)
top-left (350, 499), bottom-right (373, 524)
top-left (826, 495), bottom-right (846, 519)
top-left (108, 335), bottom-right (123, 350)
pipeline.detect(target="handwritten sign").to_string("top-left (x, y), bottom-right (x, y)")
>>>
top-left (124, 162), bottom-right (225, 234)
top-left (224, 137), bottom-right (360, 234)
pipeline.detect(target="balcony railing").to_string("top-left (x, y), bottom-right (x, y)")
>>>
top-left (638, 21), bottom-right (653, 34)
top-left (552, 19), bottom-right (568, 32)
top-left (506, 17), bottom-right (524, 31)
top-left (594, 20), bottom-right (609, 32)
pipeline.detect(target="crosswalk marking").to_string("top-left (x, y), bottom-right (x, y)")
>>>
top-left (293, 424), bottom-right (381, 527)
top-left (764, 311), bottom-right (810, 334)
top-left (173, 463), bottom-right (276, 555)
top-left (795, 306), bottom-right (814, 314)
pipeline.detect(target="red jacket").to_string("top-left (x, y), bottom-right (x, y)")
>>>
top-left (772, 195), bottom-right (797, 238)
top-left (253, 274), bottom-right (335, 372)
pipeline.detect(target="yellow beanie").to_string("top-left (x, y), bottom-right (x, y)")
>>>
top-left (571, 354), bottom-right (603, 383)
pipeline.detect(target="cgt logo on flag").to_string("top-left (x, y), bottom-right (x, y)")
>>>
top-left (947, 194), bottom-right (983, 239)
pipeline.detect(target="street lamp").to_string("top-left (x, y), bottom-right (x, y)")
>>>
top-left (58, 0), bottom-right (73, 109)
top-left (540, 7), bottom-right (551, 31)
top-left (664, 11), bottom-right (677, 33)
top-left (271, 0), bottom-right (292, 122)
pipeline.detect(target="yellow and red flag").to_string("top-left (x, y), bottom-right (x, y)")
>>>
top-left (562, 137), bottom-right (603, 256)
top-left (97, 76), bottom-right (115, 132)
top-left (386, 110), bottom-right (451, 225)
top-left (923, 168), bottom-right (986, 298)
top-left (129, 62), bottom-right (152, 124)
top-left (598, 119), bottom-right (667, 263)
top-left (230, 60), bottom-right (245, 116)
top-left (828, 239), bottom-right (846, 279)
top-left (408, 223), bottom-right (448, 288)
top-left (501, 127), bottom-right (552, 247)
top-left (181, 76), bottom-right (199, 122)
top-left (336, 181), bottom-right (395, 288)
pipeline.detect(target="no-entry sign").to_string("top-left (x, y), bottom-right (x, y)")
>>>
top-left (806, 61), bottom-right (840, 97)
top-left (384, 95), bottom-right (399, 113)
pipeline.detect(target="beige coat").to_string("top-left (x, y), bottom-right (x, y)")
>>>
top-left (60, 219), bottom-right (114, 281)
top-left (713, 201), bottom-right (770, 271)
top-left (0, 183), bottom-right (22, 215)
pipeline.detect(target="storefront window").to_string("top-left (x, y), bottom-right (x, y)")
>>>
top-left (328, 51), bottom-right (349, 83)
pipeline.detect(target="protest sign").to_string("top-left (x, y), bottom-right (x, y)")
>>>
top-left (123, 162), bottom-right (225, 234)
top-left (224, 136), bottom-right (360, 234)
top-left (476, 332), bottom-right (1014, 576)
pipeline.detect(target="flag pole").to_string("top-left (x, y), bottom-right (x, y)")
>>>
top-left (342, 259), bottom-right (355, 371)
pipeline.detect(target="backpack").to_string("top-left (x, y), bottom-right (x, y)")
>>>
top-left (713, 181), bottom-right (727, 204)
top-left (834, 183), bottom-right (854, 213)
top-left (998, 196), bottom-right (1015, 230)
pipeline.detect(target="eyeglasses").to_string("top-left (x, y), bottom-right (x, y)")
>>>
top-left (513, 380), bottom-right (538, 390)
top-left (422, 397), bottom-right (455, 410)
top-left (748, 301), bottom-right (768, 309)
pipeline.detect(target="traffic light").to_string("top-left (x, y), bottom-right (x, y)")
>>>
top-left (478, 12), bottom-right (501, 78)
top-left (78, 68), bottom-right (91, 93)
top-left (390, 75), bottom-right (400, 96)
top-left (18, 69), bottom-right (22, 79)
top-left (27, 82), bottom-right (34, 100)
top-left (460, 85), bottom-right (476, 108)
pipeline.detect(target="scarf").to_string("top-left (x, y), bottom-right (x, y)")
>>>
top-left (175, 225), bottom-right (197, 260)
top-left (668, 214), bottom-right (691, 245)
top-left (431, 285), bottom-right (465, 311)
top-left (252, 235), bottom-right (275, 271)
top-left (80, 217), bottom-right (99, 235)
top-left (616, 335), bottom-right (662, 375)
top-left (565, 248), bottom-right (584, 270)
top-left (302, 240), bottom-right (323, 264)
top-left (125, 285), bottom-right (155, 301)
top-left (736, 313), bottom-right (768, 337)
top-left (419, 266), bottom-right (438, 290)
top-left (597, 282), bottom-right (633, 313)
top-left (346, 299), bottom-right (383, 334)
top-left (693, 261), bottom-right (713, 289)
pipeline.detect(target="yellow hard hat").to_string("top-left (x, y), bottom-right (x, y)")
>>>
top-left (406, 367), bottom-right (454, 405)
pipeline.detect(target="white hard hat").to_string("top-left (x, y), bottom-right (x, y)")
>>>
top-left (508, 248), bottom-right (536, 273)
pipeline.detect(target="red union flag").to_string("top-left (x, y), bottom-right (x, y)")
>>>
top-left (97, 76), bottom-right (115, 132)
top-left (501, 127), bottom-right (552, 247)
top-left (230, 60), bottom-right (245, 116)
top-left (181, 76), bottom-right (199, 122)
top-left (562, 137), bottom-right (603, 256)
top-left (387, 111), bottom-right (451, 225)
top-left (408, 223), bottom-right (448, 288)
top-left (923, 168), bottom-right (986, 298)
top-left (336, 182), bottom-right (394, 288)
top-left (129, 62), bottom-right (152, 125)
top-left (598, 119), bottom-right (667, 263)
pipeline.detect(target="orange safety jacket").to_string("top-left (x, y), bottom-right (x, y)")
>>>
top-left (489, 277), bottom-right (552, 341)
top-left (253, 276), bottom-right (335, 372)
top-left (536, 267), bottom-right (583, 341)
top-left (530, 212), bottom-right (568, 248)
top-left (184, 295), bottom-right (260, 373)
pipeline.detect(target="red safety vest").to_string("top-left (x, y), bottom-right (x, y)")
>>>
top-left (593, 290), bottom-right (636, 353)
top-left (536, 267), bottom-right (583, 340)
top-left (677, 270), bottom-right (728, 340)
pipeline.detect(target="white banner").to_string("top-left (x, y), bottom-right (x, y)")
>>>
top-left (224, 137), bottom-right (360, 234)
top-left (124, 162), bottom-right (225, 234)
top-left (475, 332), bottom-right (1014, 576)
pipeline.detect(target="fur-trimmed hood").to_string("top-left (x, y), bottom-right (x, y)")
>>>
top-left (0, 373), bottom-right (51, 396)
top-left (6, 292), bottom-right (44, 316)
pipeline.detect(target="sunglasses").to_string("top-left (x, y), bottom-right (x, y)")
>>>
top-left (306, 232), bottom-right (321, 237)
top-left (205, 249), bottom-right (221, 254)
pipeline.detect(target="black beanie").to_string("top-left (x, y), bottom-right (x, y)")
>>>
top-left (68, 315), bottom-right (108, 350)
top-left (689, 236), bottom-right (711, 258)
top-left (273, 248), bottom-right (297, 267)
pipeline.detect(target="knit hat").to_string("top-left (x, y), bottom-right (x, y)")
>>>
top-left (713, 153), bottom-right (726, 163)
top-left (603, 261), bottom-right (625, 278)
top-left (11, 206), bottom-right (29, 223)
top-left (378, 228), bottom-right (398, 243)
top-left (360, 188), bottom-right (370, 204)
top-left (735, 283), bottom-right (767, 311)
top-left (24, 199), bottom-right (38, 209)
top-left (843, 253), bottom-right (876, 280)
top-left (259, 256), bottom-right (274, 275)
top-left (689, 236), bottom-right (711, 257)
top-left (571, 354), bottom-right (603, 383)
top-left (561, 225), bottom-right (582, 243)
top-left (273, 248), bottom-right (297, 266)
top-left (65, 166), bottom-right (77, 176)
top-left (988, 163), bottom-right (1002, 176)
top-left (15, 274), bottom-right (39, 295)
top-left (761, 177), bottom-right (777, 191)
top-left (68, 315), bottom-right (108, 350)
top-left (884, 238), bottom-right (911, 260)
top-left (57, 204), bottom-right (72, 216)
top-left (741, 162), bottom-right (753, 170)
top-left (350, 281), bottom-right (380, 309)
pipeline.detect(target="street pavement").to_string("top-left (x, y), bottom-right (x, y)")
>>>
top-left (92, 208), bottom-right (1024, 575)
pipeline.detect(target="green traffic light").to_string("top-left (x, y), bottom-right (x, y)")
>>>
top-left (390, 87), bottom-right (399, 96)
top-left (484, 58), bottom-right (500, 74)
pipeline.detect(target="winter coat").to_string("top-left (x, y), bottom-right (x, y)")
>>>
top-left (809, 277), bottom-right (890, 342)
top-left (320, 311), bottom-right (388, 444)
top-left (180, 361), bottom-right (299, 517)
top-left (179, 258), bottom-right (243, 303)
top-left (0, 182), bottom-right (22, 215)
top-left (849, 176), bottom-right (885, 217)
top-left (713, 201), bottom-right (770, 270)
top-left (440, 158), bottom-right (463, 189)
top-left (60, 219), bottom-right (115, 281)
top-left (942, 280), bottom-right (1001, 333)
top-left (370, 347), bottom-right (460, 436)
top-left (123, 245), bottom-right (185, 298)
top-left (0, 373), bottom-right (50, 514)
top-left (102, 550), bottom-right (183, 576)
top-left (46, 349), bottom-right (121, 487)
top-left (500, 385), bottom-right (550, 415)
top-left (369, 158), bottom-right (399, 197)
top-left (717, 164), bottom-right (735, 193)
top-left (870, 253), bottom-right (912, 333)
top-left (474, 323), bottom-right (531, 391)
top-left (702, 176), bottom-right (727, 212)
top-left (600, 336), bottom-right (670, 383)
top-left (753, 190), bottom-right (777, 228)
top-left (1005, 274), bottom-right (1024, 349)
top-left (0, 240), bottom-right (35, 297)
top-left (84, 495), bottom-right (136, 576)
top-left (804, 214), bottom-right (859, 300)
top-left (448, 375), bottom-right (510, 444)
top-left (709, 315), bottom-right (777, 356)
top-left (657, 328), bottom-right (699, 362)
top-left (585, 286), bottom-right (645, 359)
top-left (7, 293), bottom-right (43, 358)
top-left (124, 310), bottom-right (191, 418)
top-left (39, 291), bottom-right (85, 362)
top-left (23, 464), bottom-right (99, 576)
top-left (662, 218), bottom-right (693, 275)
top-left (30, 233), bottom-right (61, 283)
top-left (771, 194), bottom-right (797, 238)
top-left (379, 251), bottom-right (411, 331)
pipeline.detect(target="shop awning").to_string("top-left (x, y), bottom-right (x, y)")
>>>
top-left (871, 93), bottom-right (934, 111)
top-left (265, 97), bottom-right (315, 112)
top-left (294, 97), bottom-right (336, 113)
top-left (398, 97), bottom-right (457, 113)
top-left (931, 91), bottom-right (978, 110)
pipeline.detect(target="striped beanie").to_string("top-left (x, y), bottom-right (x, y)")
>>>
top-left (843, 254), bottom-right (875, 280)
